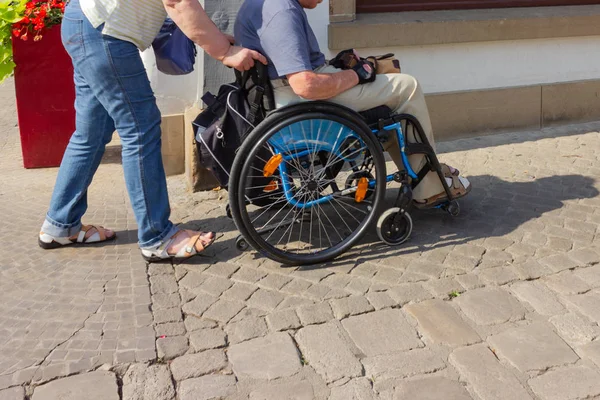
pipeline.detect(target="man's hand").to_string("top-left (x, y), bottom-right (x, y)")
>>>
top-left (352, 59), bottom-right (376, 84)
top-left (221, 46), bottom-right (268, 71)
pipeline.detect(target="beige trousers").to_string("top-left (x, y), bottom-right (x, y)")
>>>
top-left (271, 65), bottom-right (444, 201)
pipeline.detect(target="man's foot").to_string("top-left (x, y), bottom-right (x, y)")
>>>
top-left (39, 225), bottom-right (116, 249)
top-left (414, 175), bottom-right (471, 209)
top-left (141, 229), bottom-right (216, 263)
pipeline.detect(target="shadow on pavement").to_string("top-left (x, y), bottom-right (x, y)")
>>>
top-left (172, 173), bottom-right (598, 268)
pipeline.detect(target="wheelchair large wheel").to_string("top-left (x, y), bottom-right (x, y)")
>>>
top-left (229, 102), bottom-right (387, 266)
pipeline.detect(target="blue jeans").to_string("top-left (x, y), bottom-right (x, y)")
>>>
top-left (41, 0), bottom-right (175, 247)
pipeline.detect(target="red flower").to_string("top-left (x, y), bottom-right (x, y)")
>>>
top-left (12, 28), bottom-right (21, 38)
top-left (25, 1), bottom-right (35, 9)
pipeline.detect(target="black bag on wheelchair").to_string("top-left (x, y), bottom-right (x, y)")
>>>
top-left (193, 66), bottom-right (281, 207)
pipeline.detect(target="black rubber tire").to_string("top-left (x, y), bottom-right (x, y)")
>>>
top-left (376, 207), bottom-right (413, 246)
top-left (229, 101), bottom-right (387, 266)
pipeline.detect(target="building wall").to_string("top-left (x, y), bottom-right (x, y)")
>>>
top-left (311, 0), bottom-right (600, 94)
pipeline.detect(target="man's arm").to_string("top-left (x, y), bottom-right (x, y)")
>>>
top-left (287, 70), bottom-right (359, 100)
top-left (162, 0), bottom-right (266, 70)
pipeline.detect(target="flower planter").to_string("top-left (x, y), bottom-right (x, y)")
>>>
top-left (12, 24), bottom-right (75, 168)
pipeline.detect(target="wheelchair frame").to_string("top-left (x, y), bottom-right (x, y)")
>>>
top-left (227, 65), bottom-right (460, 264)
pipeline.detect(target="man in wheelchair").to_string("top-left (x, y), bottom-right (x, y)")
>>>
top-left (233, 0), bottom-right (471, 209)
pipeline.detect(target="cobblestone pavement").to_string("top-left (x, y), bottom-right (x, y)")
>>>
top-left (1, 76), bottom-right (600, 399)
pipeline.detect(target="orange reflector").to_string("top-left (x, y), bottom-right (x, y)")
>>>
top-left (355, 177), bottom-right (369, 203)
top-left (263, 154), bottom-right (283, 177)
top-left (263, 180), bottom-right (278, 192)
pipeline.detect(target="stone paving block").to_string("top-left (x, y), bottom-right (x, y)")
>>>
top-left (258, 274), bottom-right (292, 290)
top-left (303, 284), bottom-right (333, 301)
top-left (178, 374), bottom-right (236, 400)
top-left (362, 348), bottom-right (446, 380)
top-left (204, 262), bottom-right (239, 278)
top-left (546, 236), bottom-right (573, 252)
top-left (122, 364), bottom-right (175, 400)
top-left (477, 266), bottom-right (519, 285)
top-left (568, 248), bottom-right (600, 266)
top-left (404, 299), bottom-right (480, 347)
top-left (276, 296), bottom-right (314, 310)
top-left (566, 291), bottom-right (600, 323)
top-left (329, 296), bottom-right (374, 319)
top-left (156, 336), bottom-right (188, 361)
top-left (297, 303), bottom-right (334, 325)
top-left (149, 275), bottom-right (178, 295)
top-left (0, 387), bottom-right (24, 400)
top-left (574, 265), bottom-right (600, 288)
top-left (550, 313), bottom-right (600, 346)
top-left (178, 271), bottom-right (208, 290)
top-left (455, 287), bottom-right (526, 325)
top-left (483, 237), bottom-right (514, 250)
top-left (329, 378), bottom-right (375, 400)
top-left (478, 249), bottom-right (514, 269)
top-left (181, 293), bottom-right (217, 318)
top-left (528, 366), bottom-right (600, 400)
top-left (170, 349), bottom-right (227, 381)
top-left (578, 340), bottom-right (600, 368)
top-left (228, 332), bottom-right (301, 380)
top-left (324, 288), bottom-right (350, 300)
top-left (544, 271), bottom-right (591, 295)
top-left (232, 267), bottom-right (268, 284)
top-left (454, 273), bottom-right (484, 290)
top-left (199, 276), bottom-right (233, 297)
top-left (266, 309), bottom-right (301, 331)
top-left (280, 279), bottom-right (312, 295)
top-left (342, 310), bottom-right (422, 356)
top-left (510, 281), bottom-right (565, 316)
top-left (443, 253), bottom-right (480, 273)
top-left (295, 323), bottom-right (362, 383)
top-left (155, 322), bottom-right (186, 337)
top-left (152, 293), bottom-right (180, 310)
top-left (153, 307), bottom-right (182, 324)
top-left (387, 283), bottom-right (433, 306)
top-left (225, 316), bottom-right (268, 344)
top-left (513, 259), bottom-right (553, 280)
top-left (488, 322), bottom-right (579, 372)
top-left (247, 289), bottom-right (285, 312)
top-left (449, 344), bottom-right (533, 400)
top-left (394, 376), bottom-right (472, 400)
top-left (373, 267), bottom-right (404, 283)
top-left (32, 371), bottom-right (119, 400)
top-left (345, 277), bottom-right (371, 295)
top-left (424, 278), bottom-right (464, 298)
top-left (202, 299), bottom-right (245, 323)
top-left (350, 262), bottom-right (378, 278)
top-left (365, 291), bottom-right (396, 310)
top-left (189, 328), bottom-right (227, 352)
top-left (221, 282), bottom-right (258, 302)
top-left (539, 254), bottom-right (580, 273)
top-left (184, 316), bottom-right (217, 332)
top-left (249, 379), bottom-right (315, 400)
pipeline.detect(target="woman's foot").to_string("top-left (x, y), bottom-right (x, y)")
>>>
top-left (141, 229), bottom-right (216, 262)
top-left (39, 225), bottom-right (116, 249)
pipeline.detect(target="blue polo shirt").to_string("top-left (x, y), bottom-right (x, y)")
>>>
top-left (234, 0), bottom-right (326, 79)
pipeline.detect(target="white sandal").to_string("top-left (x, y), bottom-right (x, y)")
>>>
top-left (39, 224), bottom-right (116, 249)
top-left (141, 229), bottom-right (216, 263)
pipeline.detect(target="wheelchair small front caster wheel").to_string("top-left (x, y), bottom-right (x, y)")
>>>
top-left (376, 207), bottom-right (413, 246)
top-left (235, 236), bottom-right (249, 252)
top-left (226, 203), bottom-right (233, 219)
top-left (445, 200), bottom-right (460, 217)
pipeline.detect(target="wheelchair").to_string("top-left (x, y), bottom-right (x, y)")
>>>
top-left (226, 67), bottom-right (461, 266)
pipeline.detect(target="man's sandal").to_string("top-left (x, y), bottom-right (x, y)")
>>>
top-left (39, 224), bottom-right (116, 249)
top-left (440, 163), bottom-right (459, 178)
top-left (141, 229), bottom-right (216, 263)
top-left (413, 174), bottom-right (472, 210)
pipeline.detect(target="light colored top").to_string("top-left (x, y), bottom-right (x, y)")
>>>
top-left (80, 0), bottom-right (167, 49)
